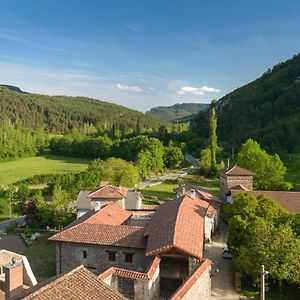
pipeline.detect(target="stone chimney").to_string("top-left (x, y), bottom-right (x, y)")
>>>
top-left (4, 257), bottom-right (23, 300)
top-left (190, 189), bottom-right (196, 199)
top-left (94, 201), bottom-right (101, 211)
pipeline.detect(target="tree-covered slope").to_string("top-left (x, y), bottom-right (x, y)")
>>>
top-left (146, 103), bottom-right (209, 123)
top-left (192, 54), bottom-right (300, 153)
top-left (0, 86), bottom-right (169, 133)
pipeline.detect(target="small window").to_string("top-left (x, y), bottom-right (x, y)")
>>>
top-left (82, 250), bottom-right (87, 259)
top-left (124, 253), bottom-right (133, 263)
top-left (107, 251), bottom-right (116, 262)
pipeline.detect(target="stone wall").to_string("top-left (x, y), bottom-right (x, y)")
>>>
top-left (56, 242), bottom-right (147, 275)
top-left (134, 263), bottom-right (160, 300)
top-left (220, 174), bottom-right (253, 200)
top-left (170, 260), bottom-right (211, 300)
top-left (180, 267), bottom-right (211, 300)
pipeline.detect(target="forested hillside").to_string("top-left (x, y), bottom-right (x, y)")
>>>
top-left (0, 86), bottom-right (169, 134)
top-left (191, 54), bottom-right (300, 153)
top-left (146, 103), bottom-right (209, 123)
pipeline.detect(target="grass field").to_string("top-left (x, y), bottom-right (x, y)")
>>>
top-left (0, 155), bottom-right (89, 185)
top-left (141, 176), bottom-right (220, 201)
top-left (23, 232), bottom-right (56, 282)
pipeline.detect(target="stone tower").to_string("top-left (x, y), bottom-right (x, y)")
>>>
top-left (220, 165), bottom-right (254, 200)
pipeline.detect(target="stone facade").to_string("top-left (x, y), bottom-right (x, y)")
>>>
top-left (220, 174), bottom-right (253, 200)
top-left (55, 242), bottom-right (148, 275)
top-left (180, 267), bottom-right (211, 300)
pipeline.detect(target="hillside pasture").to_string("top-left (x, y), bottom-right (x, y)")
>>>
top-left (0, 155), bottom-right (89, 186)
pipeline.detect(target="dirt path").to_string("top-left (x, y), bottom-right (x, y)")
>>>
top-left (205, 219), bottom-right (240, 300)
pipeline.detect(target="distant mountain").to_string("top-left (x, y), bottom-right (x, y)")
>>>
top-left (191, 53), bottom-right (300, 153)
top-left (0, 86), bottom-right (169, 133)
top-left (0, 84), bottom-right (24, 93)
top-left (146, 103), bottom-right (209, 123)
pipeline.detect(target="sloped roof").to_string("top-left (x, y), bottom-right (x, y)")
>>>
top-left (64, 203), bottom-right (132, 230)
top-left (232, 190), bottom-right (300, 213)
top-left (89, 185), bottom-right (128, 199)
top-left (73, 190), bottom-right (91, 210)
top-left (145, 195), bottom-right (208, 258)
top-left (221, 165), bottom-right (255, 176)
top-left (17, 266), bottom-right (125, 300)
top-left (49, 223), bottom-right (146, 248)
top-left (49, 203), bottom-right (144, 248)
top-left (84, 203), bottom-right (132, 225)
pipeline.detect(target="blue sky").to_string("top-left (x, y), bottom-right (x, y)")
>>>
top-left (0, 0), bottom-right (300, 111)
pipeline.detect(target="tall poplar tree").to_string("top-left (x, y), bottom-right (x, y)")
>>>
top-left (209, 106), bottom-right (217, 169)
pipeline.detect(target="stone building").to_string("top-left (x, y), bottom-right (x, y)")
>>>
top-left (174, 184), bottom-right (221, 241)
top-left (220, 165), bottom-right (255, 200)
top-left (49, 195), bottom-right (212, 299)
top-left (74, 184), bottom-right (144, 218)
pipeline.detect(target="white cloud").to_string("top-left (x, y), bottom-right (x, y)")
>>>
top-left (116, 83), bottom-right (143, 92)
top-left (177, 85), bottom-right (220, 95)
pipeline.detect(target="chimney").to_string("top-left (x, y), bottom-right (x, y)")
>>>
top-left (182, 185), bottom-right (186, 195)
top-left (190, 189), bottom-right (196, 199)
top-left (94, 201), bottom-right (101, 211)
top-left (4, 257), bottom-right (23, 300)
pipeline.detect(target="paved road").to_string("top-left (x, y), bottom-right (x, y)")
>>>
top-left (136, 169), bottom-right (187, 189)
top-left (0, 216), bottom-right (26, 233)
top-left (185, 153), bottom-right (200, 168)
top-left (204, 219), bottom-right (240, 300)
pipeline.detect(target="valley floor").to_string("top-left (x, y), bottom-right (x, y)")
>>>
top-left (0, 154), bottom-right (89, 186)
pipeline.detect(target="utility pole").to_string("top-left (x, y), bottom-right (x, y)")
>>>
top-left (261, 264), bottom-right (265, 300)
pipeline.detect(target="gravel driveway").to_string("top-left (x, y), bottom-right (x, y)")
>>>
top-left (204, 219), bottom-right (240, 300)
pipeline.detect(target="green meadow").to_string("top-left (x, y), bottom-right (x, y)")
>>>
top-left (0, 155), bottom-right (89, 186)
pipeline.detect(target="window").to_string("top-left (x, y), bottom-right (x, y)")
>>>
top-left (107, 251), bottom-right (116, 262)
top-left (82, 250), bottom-right (87, 259)
top-left (124, 252), bottom-right (133, 263)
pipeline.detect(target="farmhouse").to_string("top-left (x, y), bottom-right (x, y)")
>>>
top-left (222, 165), bottom-right (300, 213)
top-left (49, 195), bottom-right (212, 299)
top-left (74, 184), bottom-right (144, 218)
top-left (174, 184), bottom-right (221, 241)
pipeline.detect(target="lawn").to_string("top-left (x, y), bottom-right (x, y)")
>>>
top-left (0, 154), bottom-right (89, 186)
top-left (23, 232), bottom-right (56, 282)
top-left (141, 180), bottom-right (178, 200)
top-left (141, 175), bottom-right (220, 201)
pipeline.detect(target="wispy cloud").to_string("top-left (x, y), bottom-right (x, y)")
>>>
top-left (116, 83), bottom-right (143, 92)
top-left (125, 21), bottom-right (145, 34)
top-left (177, 85), bottom-right (220, 95)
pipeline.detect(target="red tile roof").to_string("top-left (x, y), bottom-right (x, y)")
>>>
top-left (169, 259), bottom-right (212, 300)
top-left (221, 165), bottom-right (255, 176)
top-left (145, 195), bottom-right (208, 259)
top-left (17, 266), bottom-right (125, 300)
top-left (49, 223), bottom-right (146, 248)
top-left (99, 257), bottom-right (161, 281)
top-left (89, 184), bottom-right (128, 199)
top-left (84, 203), bottom-right (132, 225)
top-left (232, 190), bottom-right (300, 213)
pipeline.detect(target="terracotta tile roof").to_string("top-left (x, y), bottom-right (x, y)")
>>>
top-left (17, 266), bottom-right (125, 300)
top-left (221, 165), bottom-right (255, 176)
top-left (63, 203), bottom-right (132, 230)
top-left (84, 203), bottom-right (132, 225)
top-left (145, 195), bottom-right (208, 259)
top-left (89, 184), bottom-right (128, 199)
top-left (98, 257), bottom-right (161, 281)
top-left (232, 190), bottom-right (300, 213)
top-left (169, 259), bottom-right (212, 300)
top-left (49, 223), bottom-right (146, 248)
